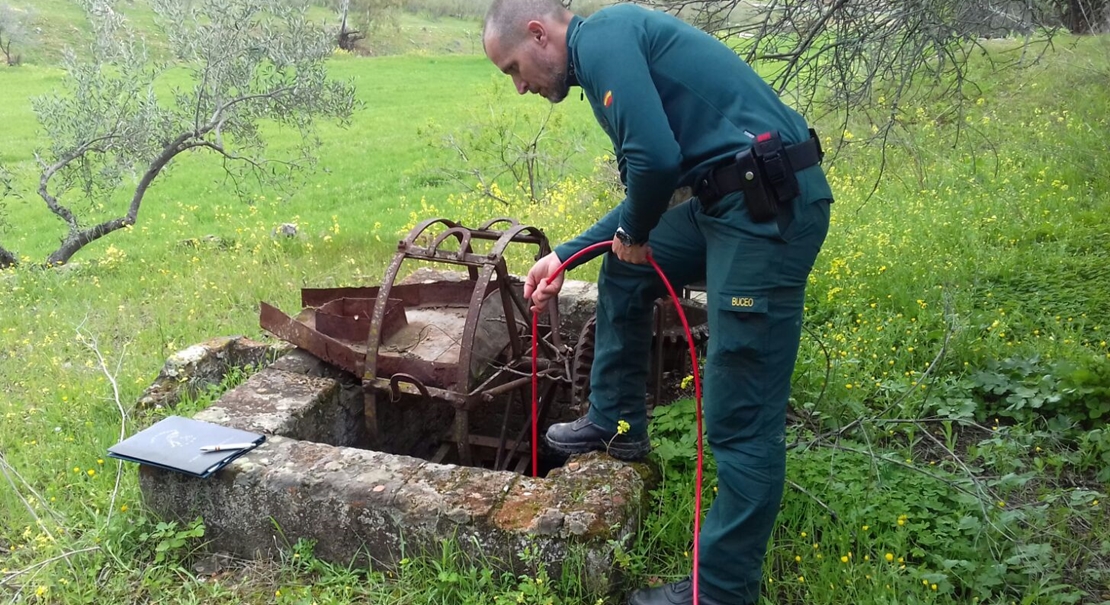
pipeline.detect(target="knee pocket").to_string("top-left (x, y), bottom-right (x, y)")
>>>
top-left (710, 292), bottom-right (770, 362)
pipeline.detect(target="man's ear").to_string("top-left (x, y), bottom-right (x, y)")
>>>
top-left (526, 20), bottom-right (547, 45)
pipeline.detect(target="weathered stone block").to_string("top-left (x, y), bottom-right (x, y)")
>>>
top-left (193, 367), bottom-right (351, 445)
top-left (142, 438), bottom-right (644, 589)
top-left (136, 336), bottom-right (292, 409)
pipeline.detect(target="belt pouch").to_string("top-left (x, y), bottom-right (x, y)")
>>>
top-left (753, 130), bottom-right (801, 204)
top-left (736, 150), bottom-right (777, 223)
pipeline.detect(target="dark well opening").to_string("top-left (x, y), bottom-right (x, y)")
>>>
top-left (365, 387), bottom-right (574, 478)
top-left (267, 290), bottom-right (704, 478)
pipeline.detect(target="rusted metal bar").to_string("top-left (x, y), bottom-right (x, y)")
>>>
top-left (505, 380), bottom-right (558, 473)
top-left (653, 299), bottom-right (666, 407)
top-left (363, 241), bottom-right (407, 385)
top-left (260, 302), bottom-right (365, 375)
top-left (468, 433), bottom-right (527, 451)
top-left (431, 442), bottom-right (452, 464)
top-left (366, 377), bottom-right (466, 406)
top-left (455, 263), bottom-right (496, 398)
top-left (477, 370), bottom-right (564, 403)
top-left (388, 373), bottom-right (430, 404)
top-left (496, 267), bottom-right (524, 360)
top-left (494, 388), bottom-right (516, 471)
top-left (454, 408), bottom-right (471, 466)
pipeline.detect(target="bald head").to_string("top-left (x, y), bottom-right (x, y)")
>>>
top-left (483, 0), bottom-right (575, 103)
top-left (483, 0), bottom-right (573, 52)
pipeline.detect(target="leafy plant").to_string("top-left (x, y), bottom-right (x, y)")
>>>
top-left (972, 355), bottom-right (1110, 424)
top-left (137, 517), bottom-right (206, 565)
top-left (648, 398), bottom-right (708, 475)
top-left (972, 356), bottom-right (1063, 420)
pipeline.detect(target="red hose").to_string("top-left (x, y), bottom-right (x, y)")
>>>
top-left (530, 241), bottom-right (613, 479)
top-left (530, 241), bottom-right (704, 605)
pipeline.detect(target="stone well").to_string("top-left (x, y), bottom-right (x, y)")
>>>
top-left (138, 280), bottom-right (654, 591)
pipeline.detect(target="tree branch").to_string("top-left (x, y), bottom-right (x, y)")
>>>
top-left (188, 138), bottom-right (305, 174)
top-left (126, 132), bottom-right (193, 224)
top-left (44, 132), bottom-right (192, 267)
top-left (772, 0), bottom-right (852, 97)
top-left (206, 86), bottom-right (295, 129)
top-left (36, 135), bottom-right (122, 231)
top-left (0, 547), bottom-right (100, 588)
top-left (75, 323), bottom-right (129, 527)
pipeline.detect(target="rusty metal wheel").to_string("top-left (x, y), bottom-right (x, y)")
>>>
top-left (570, 298), bottom-right (710, 413)
top-left (571, 314), bottom-right (597, 414)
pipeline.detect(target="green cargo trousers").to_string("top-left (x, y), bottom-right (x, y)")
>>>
top-left (585, 170), bottom-right (831, 604)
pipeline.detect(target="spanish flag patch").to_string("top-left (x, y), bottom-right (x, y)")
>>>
top-left (603, 90), bottom-right (613, 107)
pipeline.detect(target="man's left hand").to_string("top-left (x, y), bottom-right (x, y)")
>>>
top-left (612, 236), bottom-right (651, 264)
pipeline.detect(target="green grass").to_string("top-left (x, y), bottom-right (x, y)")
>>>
top-left (4, 0), bottom-right (162, 66)
top-left (360, 10), bottom-right (486, 56)
top-left (2, 3), bottom-right (1110, 603)
top-left (1, 0), bottom-right (489, 66)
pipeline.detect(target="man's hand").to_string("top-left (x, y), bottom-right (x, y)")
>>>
top-left (612, 235), bottom-right (651, 265)
top-left (524, 252), bottom-right (566, 313)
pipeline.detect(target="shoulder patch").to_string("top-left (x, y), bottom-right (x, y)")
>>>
top-left (603, 90), bottom-right (613, 108)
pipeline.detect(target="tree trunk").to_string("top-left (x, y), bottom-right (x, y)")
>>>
top-left (1060, 0), bottom-right (1108, 33)
top-left (337, 0), bottom-right (360, 50)
top-left (338, 29), bottom-right (363, 50)
top-left (0, 244), bottom-right (16, 269)
top-left (44, 218), bottom-right (131, 267)
top-left (42, 135), bottom-right (188, 268)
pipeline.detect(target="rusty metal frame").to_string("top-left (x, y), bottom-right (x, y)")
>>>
top-left (359, 217), bottom-right (557, 467)
top-left (262, 217), bottom-right (565, 471)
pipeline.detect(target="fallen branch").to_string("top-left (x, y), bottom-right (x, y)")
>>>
top-left (0, 453), bottom-right (69, 573)
top-left (786, 479), bottom-right (839, 522)
top-left (0, 453), bottom-right (64, 523)
top-left (75, 323), bottom-right (129, 527)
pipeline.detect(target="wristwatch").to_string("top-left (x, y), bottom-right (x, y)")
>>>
top-left (614, 226), bottom-right (642, 247)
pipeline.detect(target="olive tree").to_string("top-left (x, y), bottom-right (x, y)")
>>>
top-left (0, 0), bottom-right (356, 269)
top-left (0, 3), bottom-right (33, 66)
top-left (333, 0), bottom-right (403, 51)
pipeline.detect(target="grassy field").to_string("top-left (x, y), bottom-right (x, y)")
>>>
top-left (2, 2), bottom-right (1110, 604)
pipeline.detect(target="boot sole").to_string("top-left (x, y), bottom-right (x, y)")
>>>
top-left (545, 436), bottom-right (650, 462)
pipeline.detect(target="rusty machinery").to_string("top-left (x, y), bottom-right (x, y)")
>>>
top-left (261, 217), bottom-right (707, 473)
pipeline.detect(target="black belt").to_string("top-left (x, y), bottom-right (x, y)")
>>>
top-left (695, 129), bottom-right (823, 206)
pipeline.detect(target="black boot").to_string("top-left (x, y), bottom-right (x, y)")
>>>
top-left (544, 416), bottom-right (650, 461)
top-left (627, 577), bottom-right (728, 605)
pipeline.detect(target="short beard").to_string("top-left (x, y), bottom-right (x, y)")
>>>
top-left (546, 82), bottom-right (570, 103)
top-left (543, 61), bottom-right (569, 103)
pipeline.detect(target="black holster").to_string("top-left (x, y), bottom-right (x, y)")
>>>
top-left (695, 129), bottom-right (822, 222)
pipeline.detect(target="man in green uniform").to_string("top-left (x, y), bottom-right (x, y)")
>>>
top-left (483, 1), bottom-right (833, 603)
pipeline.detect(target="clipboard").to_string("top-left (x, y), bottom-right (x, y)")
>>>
top-left (108, 415), bottom-right (265, 478)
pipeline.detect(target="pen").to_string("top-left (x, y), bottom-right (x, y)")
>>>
top-left (199, 442), bottom-right (256, 452)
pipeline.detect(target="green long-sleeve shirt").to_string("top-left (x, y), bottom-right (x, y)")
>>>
top-left (553, 4), bottom-right (833, 268)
